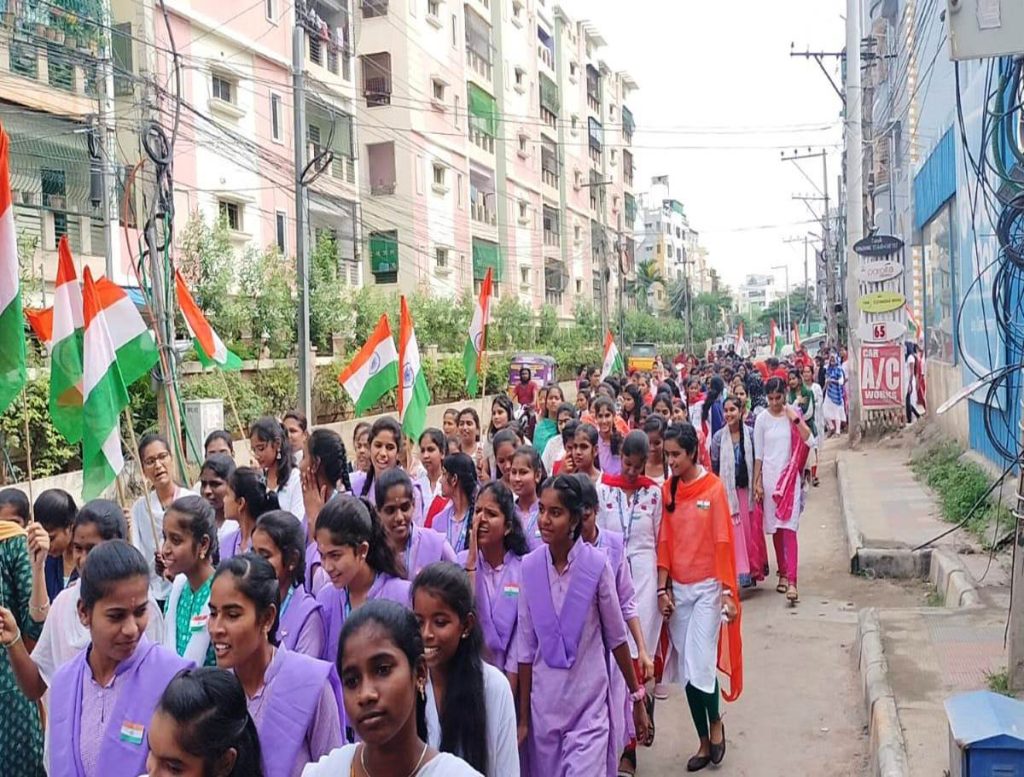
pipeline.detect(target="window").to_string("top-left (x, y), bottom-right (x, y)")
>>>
top-left (610, 149), bottom-right (617, 165)
top-left (432, 163), bottom-right (447, 190)
top-left (266, 0), bottom-right (276, 20)
top-left (275, 211), bottom-right (286, 252)
top-left (512, 0), bottom-right (523, 21)
top-left (576, 278), bottom-right (582, 294)
top-left (667, 245), bottom-right (674, 259)
top-left (218, 200), bottom-right (242, 231)
top-left (457, 174), bottom-right (464, 206)
top-left (574, 224), bottom-right (581, 242)
top-left (676, 227), bottom-right (681, 238)
top-left (42, 168), bottom-right (67, 246)
top-left (370, 230), bottom-right (399, 283)
top-left (514, 67), bottom-right (525, 90)
top-left (427, 0), bottom-right (440, 15)
top-left (609, 104), bottom-right (616, 121)
top-left (569, 61), bottom-right (578, 80)
top-left (518, 200), bottom-right (529, 222)
top-left (452, 14), bottom-right (458, 47)
top-left (212, 73), bottom-right (234, 103)
top-left (665, 223), bottom-right (671, 235)
top-left (436, 247), bottom-right (449, 268)
top-left (518, 133), bottom-right (528, 156)
top-left (521, 266), bottom-right (530, 284)
top-left (362, 0), bottom-right (389, 17)
top-left (454, 95), bottom-right (461, 129)
top-left (270, 93), bottom-right (282, 141)
top-left (570, 114), bottom-right (579, 134)
top-left (112, 23), bottom-right (134, 96)
top-left (432, 78), bottom-right (446, 103)
top-left (923, 200), bottom-right (957, 363)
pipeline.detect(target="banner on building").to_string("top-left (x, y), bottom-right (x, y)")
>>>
top-left (860, 343), bottom-right (903, 409)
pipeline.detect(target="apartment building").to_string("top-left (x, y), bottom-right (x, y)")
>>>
top-left (355, 0), bottom-right (638, 319)
top-left (0, 0), bottom-right (115, 298)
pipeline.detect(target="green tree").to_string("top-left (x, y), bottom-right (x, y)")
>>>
top-left (238, 246), bottom-right (297, 358)
top-left (490, 294), bottom-right (534, 351)
top-left (177, 213), bottom-right (248, 349)
top-left (626, 260), bottom-right (663, 312)
top-left (308, 231), bottom-right (350, 352)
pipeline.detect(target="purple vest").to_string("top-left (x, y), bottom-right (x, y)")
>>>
top-left (221, 528), bottom-right (240, 560)
top-left (279, 586), bottom-right (325, 657)
top-left (353, 469), bottom-right (428, 524)
top-left (258, 650), bottom-right (344, 777)
top-left (474, 551), bottom-right (523, 669)
top-left (521, 542), bottom-right (606, 670)
top-left (596, 529), bottom-right (625, 573)
top-left (49, 639), bottom-right (191, 777)
top-left (317, 573), bottom-right (412, 664)
top-left (406, 526), bottom-right (449, 579)
top-left (304, 542), bottom-right (322, 595)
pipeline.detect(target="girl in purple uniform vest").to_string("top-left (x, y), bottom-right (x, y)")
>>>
top-left (353, 418), bottom-right (429, 524)
top-left (593, 396), bottom-right (624, 476)
top-left (299, 429), bottom-right (353, 594)
top-left (47, 541), bottom-right (192, 777)
top-left (460, 481), bottom-right (529, 682)
top-left (160, 496), bottom-right (218, 667)
top-left (572, 423), bottom-right (603, 484)
top-left (220, 468), bottom-right (278, 560)
top-left (412, 563), bottom-right (520, 776)
top-left (509, 446), bottom-right (544, 549)
top-left (252, 511), bottom-right (326, 658)
top-left (517, 475), bottom-right (650, 777)
top-left (489, 429), bottom-right (519, 490)
top-left (249, 417), bottom-right (304, 527)
top-left (145, 667), bottom-right (263, 777)
top-left (431, 453), bottom-right (478, 556)
top-left (303, 600), bottom-right (483, 776)
top-left (578, 475), bottom-right (655, 777)
top-left (376, 468), bottom-right (456, 580)
top-left (209, 553), bottom-right (342, 777)
top-left (199, 454), bottom-right (237, 544)
top-left (314, 495), bottom-right (411, 665)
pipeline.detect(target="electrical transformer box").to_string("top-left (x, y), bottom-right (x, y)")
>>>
top-left (946, 0), bottom-right (1024, 60)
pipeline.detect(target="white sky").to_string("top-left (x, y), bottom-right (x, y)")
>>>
top-left (562, 0), bottom-right (846, 294)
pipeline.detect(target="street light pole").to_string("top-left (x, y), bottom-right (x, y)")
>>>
top-left (772, 264), bottom-right (791, 343)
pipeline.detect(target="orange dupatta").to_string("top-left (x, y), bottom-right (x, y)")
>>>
top-left (665, 473), bottom-right (744, 702)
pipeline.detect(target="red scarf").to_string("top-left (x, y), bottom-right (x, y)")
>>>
top-left (600, 471), bottom-right (659, 491)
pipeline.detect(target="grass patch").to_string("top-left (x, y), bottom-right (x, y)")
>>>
top-left (925, 587), bottom-right (945, 607)
top-left (986, 668), bottom-right (1012, 696)
top-left (910, 442), bottom-right (1012, 548)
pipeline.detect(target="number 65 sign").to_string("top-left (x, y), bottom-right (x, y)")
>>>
top-left (857, 320), bottom-right (907, 343)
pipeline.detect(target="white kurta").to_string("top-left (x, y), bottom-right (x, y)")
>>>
top-left (596, 482), bottom-right (662, 659)
top-left (754, 411), bottom-right (800, 534)
top-left (161, 574), bottom-right (212, 665)
top-left (425, 662), bottom-right (520, 777)
top-left (302, 749), bottom-right (483, 776)
top-left (274, 468), bottom-right (305, 524)
top-left (130, 486), bottom-right (196, 601)
top-left (667, 578), bottom-right (722, 694)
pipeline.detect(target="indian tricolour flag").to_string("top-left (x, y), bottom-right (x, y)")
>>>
top-left (398, 296), bottom-right (430, 440)
top-left (94, 279), bottom-right (159, 388)
top-left (175, 271), bottom-right (242, 370)
top-left (600, 330), bottom-right (624, 380)
top-left (49, 236), bottom-right (84, 442)
top-left (736, 320), bottom-right (747, 356)
top-left (0, 122), bottom-right (25, 416)
top-left (339, 314), bottom-right (398, 414)
top-left (769, 319), bottom-right (781, 355)
top-left (81, 267), bottom-right (129, 500)
top-left (463, 267), bottom-right (493, 396)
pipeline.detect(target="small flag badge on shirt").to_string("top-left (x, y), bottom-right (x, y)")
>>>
top-left (697, 500), bottom-right (711, 510)
top-left (190, 613), bottom-right (209, 632)
top-left (119, 721), bottom-right (145, 745)
top-left (503, 583), bottom-right (520, 598)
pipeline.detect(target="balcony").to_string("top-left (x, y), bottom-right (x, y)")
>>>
top-left (542, 169), bottom-right (559, 189)
top-left (467, 48), bottom-right (492, 81)
top-left (371, 181), bottom-right (395, 195)
top-left (470, 127), bottom-right (495, 153)
top-left (361, 0), bottom-right (389, 17)
top-left (623, 151), bottom-right (634, 186)
top-left (471, 202), bottom-right (496, 225)
top-left (537, 44), bottom-right (554, 70)
top-left (367, 141), bottom-right (396, 195)
top-left (541, 142), bottom-right (558, 188)
top-left (301, 2), bottom-right (349, 78)
top-left (364, 77), bottom-right (391, 106)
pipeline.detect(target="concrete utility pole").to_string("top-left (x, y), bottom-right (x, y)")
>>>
top-left (845, 0), bottom-right (864, 444)
top-left (293, 13), bottom-right (312, 421)
top-left (616, 210), bottom-right (626, 346)
top-left (99, 7), bottom-right (120, 280)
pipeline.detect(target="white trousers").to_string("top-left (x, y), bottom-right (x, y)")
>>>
top-left (668, 578), bottom-right (722, 694)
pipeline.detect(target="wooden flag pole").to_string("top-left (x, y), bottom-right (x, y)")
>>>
top-left (220, 371), bottom-right (248, 443)
top-left (21, 388), bottom-right (34, 522)
top-left (122, 408), bottom-right (159, 547)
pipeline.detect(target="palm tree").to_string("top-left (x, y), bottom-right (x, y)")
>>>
top-left (627, 260), bottom-right (663, 312)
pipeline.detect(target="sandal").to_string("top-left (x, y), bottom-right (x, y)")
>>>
top-left (776, 576), bottom-right (789, 593)
top-left (710, 722), bottom-right (726, 764)
top-left (786, 584), bottom-right (799, 602)
top-left (643, 694), bottom-right (656, 746)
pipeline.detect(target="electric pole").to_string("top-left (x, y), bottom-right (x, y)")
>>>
top-left (293, 12), bottom-right (312, 421)
top-left (845, 0), bottom-right (864, 444)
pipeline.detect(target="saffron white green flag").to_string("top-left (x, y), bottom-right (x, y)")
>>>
top-left (463, 267), bottom-right (493, 395)
top-left (81, 267), bottom-right (129, 500)
top-left (175, 271), bottom-right (243, 370)
top-left (339, 314), bottom-right (399, 414)
top-left (398, 296), bottom-right (431, 440)
top-left (600, 330), bottom-right (624, 379)
top-left (0, 122), bottom-right (25, 415)
top-left (49, 235), bottom-right (85, 442)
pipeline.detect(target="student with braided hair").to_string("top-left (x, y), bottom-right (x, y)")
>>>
top-left (431, 453), bottom-right (478, 556)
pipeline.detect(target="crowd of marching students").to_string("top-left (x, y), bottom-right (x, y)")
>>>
top-left (0, 344), bottom-right (829, 777)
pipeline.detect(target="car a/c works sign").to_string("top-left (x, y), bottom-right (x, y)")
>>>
top-left (859, 343), bottom-right (903, 409)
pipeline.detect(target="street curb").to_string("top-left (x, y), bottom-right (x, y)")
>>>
top-left (837, 455), bottom-right (864, 573)
top-left (929, 548), bottom-right (982, 608)
top-left (837, 453), bottom-right (934, 579)
top-left (856, 608), bottom-right (911, 777)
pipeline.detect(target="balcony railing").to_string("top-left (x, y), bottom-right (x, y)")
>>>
top-left (588, 146), bottom-right (601, 164)
top-left (361, 0), bottom-right (389, 17)
top-left (545, 290), bottom-right (563, 306)
top-left (543, 230), bottom-right (559, 247)
top-left (542, 169), bottom-right (558, 189)
top-left (364, 76), bottom-right (392, 106)
top-left (587, 93), bottom-right (600, 113)
top-left (470, 127), bottom-right (495, 153)
top-left (471, 202), bottom-right (496, 225)
top-left (371, 181), bottom-right (396, 195)
top-left (309, 33), bottom-right (343, 75)
top-left (537, 44), bottom-right (554, 70)
top-left (467, 48), bottom-right (492, 81)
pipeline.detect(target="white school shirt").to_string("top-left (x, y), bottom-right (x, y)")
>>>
top-left (302, 748), bottom-right (483, 776)
top-left (425, 662), bottom-right (520, 777)
top-left (131, 486), bottom-right (196, 601)
top-left (273, 468), bottom-right (305, 524)
top-left (30, 580), bottom-right (165, 686)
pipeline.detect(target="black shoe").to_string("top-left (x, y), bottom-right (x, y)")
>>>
top-left (710, 723), bottom-right (726, 765)
top-left (686, 754), bottom-right (711, 772)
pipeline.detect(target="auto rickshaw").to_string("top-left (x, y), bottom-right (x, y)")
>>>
top-left (508, 353), bottom-right (558, 389)
top-left (627, 342), bottom-right (658, 373)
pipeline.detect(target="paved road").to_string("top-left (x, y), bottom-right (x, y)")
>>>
top-left (636, 444), bottom-right (927, 776)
